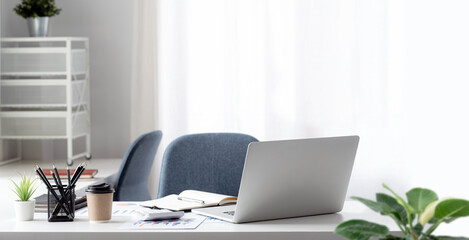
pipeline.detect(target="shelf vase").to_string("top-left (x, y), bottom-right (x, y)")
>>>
top-left (27, 17), bottom-right (50, 37)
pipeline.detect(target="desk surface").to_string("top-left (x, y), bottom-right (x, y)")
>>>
top-left (0, 201), bottom-right (399, 240)
top-left (1, 159), bottom-right (468, 240)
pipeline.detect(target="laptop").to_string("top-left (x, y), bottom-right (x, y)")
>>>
top-left (192, 135), bottom-right (359, 223)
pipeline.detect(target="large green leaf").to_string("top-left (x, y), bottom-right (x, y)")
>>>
top-left (383, 184), bottom-right (416, 214)
top-left (406, 188), bottom-right (438, 213)
top-left (377, 193), bottom-right (408, 223)
top-left (412, 223), bottom-right (423, 235)
top-left (335, 219), bottom-right (389, 240)
top-left (352, 196), bottom-right (394, 214)
top-left (434, 199), bottom-right (469, 220)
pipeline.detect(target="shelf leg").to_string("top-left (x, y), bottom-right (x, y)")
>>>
top-left (17, 139), bottom-right (22, 160)
top-left (86, 133), bottom-right (91, 160)
top-left (66, 39), bottom-right (73, 166)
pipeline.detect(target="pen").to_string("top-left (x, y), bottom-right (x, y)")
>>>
top-left (177, 196), bottom-right (205, 204)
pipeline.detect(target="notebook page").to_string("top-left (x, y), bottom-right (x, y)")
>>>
top-left (180, 190), bottom-right (237, 205)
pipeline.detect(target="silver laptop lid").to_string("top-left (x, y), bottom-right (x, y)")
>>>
top-left (233, 135), bottom-right (359, 223)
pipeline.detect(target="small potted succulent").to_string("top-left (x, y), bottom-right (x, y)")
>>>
top-left (11, 173), bottom-right (39, 221)
top-left (13, 0), bottom-right (62, 37)
top-left (335, 184), bottom-right (469, 240)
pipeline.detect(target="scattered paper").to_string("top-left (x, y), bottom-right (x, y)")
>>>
top-left (75, 202), bottom-right (140, 216)
top-left (120, 213), bottom-right (206, 230)
top-left (204, 216), bottom-right (227, 223)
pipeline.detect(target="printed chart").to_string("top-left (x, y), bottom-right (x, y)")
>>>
top-left (204, 216), bottom-right (227, 223)
top-left (75, 202), bottom-right (140, 217)
top-left (120, 213), bottom-right (206, 230)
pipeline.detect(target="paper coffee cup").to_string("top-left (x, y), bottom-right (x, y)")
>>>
top-left (85, 183), bottom-right (114, 223)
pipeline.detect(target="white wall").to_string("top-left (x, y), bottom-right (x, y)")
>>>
top-left (0, 0), bottom-right (133, 161)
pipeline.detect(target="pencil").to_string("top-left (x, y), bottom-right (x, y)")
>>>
top-left (50, 170), bottom-right (72, 214)
top-left (35, 166), bottom-right (50, 189)
top-left (67, 167), bottom-right (71, 189)
top-left (70, 162), bottom-right (83, 186)
top-left (53, 164), bottom-right (63, 188)
top-left (35, 166), bottom-right (71, 215)
top-left (35, 164), bottom-right (48, 185)
top-left (52, 164), bottom-right (69, 204)
top-left (71, 162), bottom-right (86, 187)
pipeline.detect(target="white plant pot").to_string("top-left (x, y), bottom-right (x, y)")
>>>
top-left (14, 199), bottom-right (35, 221)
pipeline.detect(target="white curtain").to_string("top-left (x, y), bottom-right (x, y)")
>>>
top-left (132, 0), bottom-right (410, 198)
top-left (133, 0), bottom-right (469, 201)
top-left (132, 0), bottom-right (469, 231)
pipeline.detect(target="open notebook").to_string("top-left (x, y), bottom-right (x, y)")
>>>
top-left (141, 190), bottom-right (237, 211)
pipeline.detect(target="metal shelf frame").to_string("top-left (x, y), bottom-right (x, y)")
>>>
top-left (0, 37), bottom-right (91, 165)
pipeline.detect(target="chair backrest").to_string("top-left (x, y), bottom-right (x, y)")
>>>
top-left (157, 133), bottom-right (258, 198)
top-left (114, 130), bottom-right (162, 201)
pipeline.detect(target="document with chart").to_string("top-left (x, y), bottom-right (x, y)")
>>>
top-left (120, 213), bottom-right (206, 230)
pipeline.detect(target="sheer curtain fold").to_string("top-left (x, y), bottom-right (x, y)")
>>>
top-left (131, 0), bottom-right (160, 197)
top-left (132, 0), bottom-right (407, 198)
top-left (131, 0), bottom-right (159, 140)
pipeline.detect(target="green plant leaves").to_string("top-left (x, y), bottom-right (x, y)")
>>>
top-left (14, 0), bottom-right (61, 19)
top-left (10, 173), bottom-right (38, 201)
top-left (351, 196), bottom-right (394, 214)
top-left (419, 200), bottom-right (440, 226)
top-left (377, 193), bottom-right (408, 224)
top-left (412, 223), bottom-right (423, 236)
top-left (434, 199), bottom-right (469, 220)
top-left (406, 188), bottom-right (438, 213)
top-left (335, 220), bottom-right (389, 240)
top-left (383, 184), bottom-right (416, 214)
top-left (337, 184), bottom-right (469, 240)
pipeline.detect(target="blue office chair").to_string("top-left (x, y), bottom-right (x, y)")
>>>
top-left (157, 133), bottom-right (258, 198)
top-left (113, 130), bottom-right (163, 201)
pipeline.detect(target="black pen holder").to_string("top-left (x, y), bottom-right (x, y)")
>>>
top-left (47, 185), bottom-right (75, 222)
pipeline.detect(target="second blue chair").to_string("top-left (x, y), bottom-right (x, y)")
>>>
top-left (113, 130), bottom-right (163, 201)
top-left (157, 133), bottom-right (258, 198)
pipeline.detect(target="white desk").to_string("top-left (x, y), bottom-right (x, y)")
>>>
top-left (0, 201), bottom-right (399, 240)
top-left (1, 159), bottom-right (468, 240)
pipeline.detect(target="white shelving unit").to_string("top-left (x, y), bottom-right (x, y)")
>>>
top-left (0, 37), bottom-right (91, 166)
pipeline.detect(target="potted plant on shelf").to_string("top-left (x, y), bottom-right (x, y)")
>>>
top-left (335, 184), bottom-right (469, 240)
top-left (14, 0), bottom-right (62, 37)
top-left (11, 173), bottom-right (39, 221)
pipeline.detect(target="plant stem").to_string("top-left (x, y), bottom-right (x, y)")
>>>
top-left (424, 220), bottom-right (442, 236)
top-left (390, 215), bottom-right (407, 234)
top-left (406, 212), bottom-right (417, 240)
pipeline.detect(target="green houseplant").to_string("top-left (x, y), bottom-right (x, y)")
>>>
top-left (335, 184), bottom-right (469, 240)
top-left (11, 173), bottom-right (39, 221)
top-left (13, 0), bottom-right (62, 37)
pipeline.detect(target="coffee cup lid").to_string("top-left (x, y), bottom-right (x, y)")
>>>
top-left (85, 183), bottom-right (114, 194)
